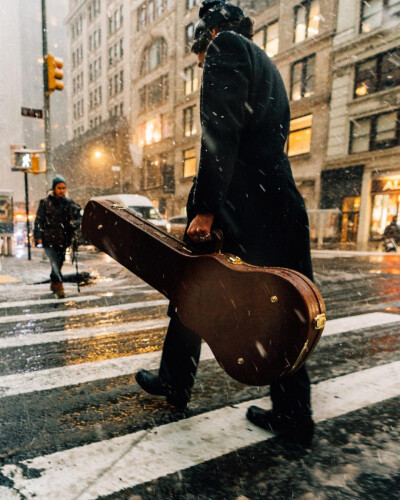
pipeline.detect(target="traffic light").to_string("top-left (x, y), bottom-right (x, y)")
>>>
top-left (31, 154), bottom-right (40, 174)
top-left (46, 54), bottom-right (64, 94)
top-left (14, 152), bottom-right (31, 169)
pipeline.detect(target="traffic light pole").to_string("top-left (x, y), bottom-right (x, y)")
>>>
top-left (24, 172), bottom-right (32, 261)
top-left (41, 0), bottom-right (53, 187)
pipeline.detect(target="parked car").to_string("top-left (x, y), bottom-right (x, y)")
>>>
top-left (91, 194), bottom-right (171, 233)
top-left (168, 215), bottom-right (187, 239)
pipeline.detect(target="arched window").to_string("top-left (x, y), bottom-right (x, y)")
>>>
top-left (140, 38), bottom-right (168, 75)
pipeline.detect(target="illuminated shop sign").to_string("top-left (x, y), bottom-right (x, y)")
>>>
top-left (372, 178), bottom-right (400, 192)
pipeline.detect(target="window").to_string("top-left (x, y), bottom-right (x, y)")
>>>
top-left (148, 0), bottom-right (154, 23)
top-left (119, 70), bottom-right (124, 92)
top-left (183, 148), bottom-right (196, 177)
top-left (139, 74), bottom-right (169, 112)
top-left (183, 105), bottom-right (197, 137)
top-left (186, 0), bottom-right (200, 10)
top-left (184, 64), bottom-right (199, 95)
top-left (294, 0), bottom-right (320, 43)
top-left (350, 110), bottom-right (400, 153)
top-left (185, 23), bottom-right (195, 53)
top-left (254, 21), bottom-right (279, 57)
top-left (290, 54), bottom-right (315, 100)
top-left (354, 48), bottom-right (400, 98)
top-left (138, 0), bottom-right (170, 31)
top-left (138, 115), bottom-right (168, 146)
top-left (145, 159), bottom-right (162, 189)
top-left (288, 114), bottom-right (313, 156)
top-left (360, 0), bottom-right (400, 33)
top-left (141, 38), bottom-right (168, 74)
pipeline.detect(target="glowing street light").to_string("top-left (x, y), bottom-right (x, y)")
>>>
top-left (94, 151), bottom-right (102, 158)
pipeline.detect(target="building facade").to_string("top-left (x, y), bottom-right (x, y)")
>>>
top-left (325, 0), bottom-right (400, 246)
top-left (63, 0), bottom-right (337, 218)
top-left (129, 0), bottom-right (337, 217)
top-left (66, 0), bottom-right (132, 139)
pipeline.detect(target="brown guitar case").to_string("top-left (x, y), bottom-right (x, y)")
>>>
top-left (82, 199), bottom-right (326, 386)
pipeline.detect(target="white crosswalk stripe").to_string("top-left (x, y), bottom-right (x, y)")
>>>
top-left (1, 361), bottom-right (399, 500)
top-left (0, 298), bottom-right (168, 324)
top-left (0, 276), bottom-right (399, 500)
top-left (0, 312), bottom-right (398, 397)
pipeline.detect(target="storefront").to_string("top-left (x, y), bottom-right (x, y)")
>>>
top-left (370, 175), bottom-right (400, 237)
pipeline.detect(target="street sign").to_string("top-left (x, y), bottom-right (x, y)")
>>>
top-left (21, 107), bottom-right (43, 119)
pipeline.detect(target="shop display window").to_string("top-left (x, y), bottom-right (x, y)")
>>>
top-left (371, 191), bottom-right (400, 235)
top-left (288, 114), bottom-right (313, 156)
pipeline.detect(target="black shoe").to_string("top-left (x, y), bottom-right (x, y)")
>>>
top-left (136, 370), bottom-right (166, 396)
top-left (136, 370), bottom-right (189, 411)
top-left (246, 406), bottom-right (314, 447)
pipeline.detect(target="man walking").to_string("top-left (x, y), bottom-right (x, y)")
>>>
top-left (34, 174), bottom-right (81, 299)
top-left (136, 0), bottom-right (315, 446)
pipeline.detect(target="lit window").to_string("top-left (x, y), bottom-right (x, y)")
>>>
top-left (254, 21), bottom-right (279, 58)
top-left (294, 0), bottom-right (320, 43)
top-left (138, 116), bottom-right (164, 146)
top-left (288, 115), bottom-right (313, 156)
top-left (183, 148), bottom-right (196, 177)
top-left (184, 64), bottom-right (198, 95)
top-left (354, 49), bottom-right (400, 98)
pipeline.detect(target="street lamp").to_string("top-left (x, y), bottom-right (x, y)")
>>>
top-left (94, 151), bottom-right (102, 159)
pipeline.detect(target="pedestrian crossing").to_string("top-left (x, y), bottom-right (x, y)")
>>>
top-left (2, 361), bottom-right (399, 500)
top-left (0, 278), bottom-right (399, 499)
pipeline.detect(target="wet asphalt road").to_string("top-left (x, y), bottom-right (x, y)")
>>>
top-left (0, 248), bottom-right (399, 499)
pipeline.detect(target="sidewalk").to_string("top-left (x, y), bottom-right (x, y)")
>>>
top-left (0, 248), bottom-right (81, 285)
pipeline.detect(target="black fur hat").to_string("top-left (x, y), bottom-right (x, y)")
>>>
top-left (194, 0), bottom-right (245, 41)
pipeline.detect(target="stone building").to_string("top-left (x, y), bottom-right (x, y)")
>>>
top-left (325, 0), bottom-right (400, 246)
top-left (61, 0), bottom-right (339, 223)
top-left (130, 0), bottom-right (337, 216)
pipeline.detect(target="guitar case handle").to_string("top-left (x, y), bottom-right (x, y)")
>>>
top-left (211, 229), bottom-right (223, 253)
top-left (184, 228), bottom-right (224, 255)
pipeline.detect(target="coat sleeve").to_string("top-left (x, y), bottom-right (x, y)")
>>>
top-left (69, 200), bottom-right (82, 231)
top-left (33, 199), bottom-right (45, 241)
top-left (192, 32), bottom-right (251, 215)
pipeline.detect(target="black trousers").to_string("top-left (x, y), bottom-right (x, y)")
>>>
top-left (159, 308), bottom-right (312, 416)
top-left (44, 246), bottom-right (66, 283)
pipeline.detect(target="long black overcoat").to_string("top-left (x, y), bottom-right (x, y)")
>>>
top-left (187, 31), bottom-right (313, 280)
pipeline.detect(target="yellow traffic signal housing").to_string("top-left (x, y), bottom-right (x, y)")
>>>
top-left (31, 154), bottom-right (40, 174)
top-left (46, 54), bottom-right (64, 94)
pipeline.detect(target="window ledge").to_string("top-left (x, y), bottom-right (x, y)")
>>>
top-left (288, 153), bottom-right (312, 160)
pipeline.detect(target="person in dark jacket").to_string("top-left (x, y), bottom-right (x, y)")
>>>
top-left (34, 174), bottom-right (82, 298)
top-left (136, 0), bottom-right (315, 446)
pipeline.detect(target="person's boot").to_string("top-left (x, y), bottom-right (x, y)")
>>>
top-left (53, 282), bottom-right (65, 299)
top-left (50, 281), bottom-right (56, 292)
top-left (136, 370), bottom-right (189, 411)
top-left (246, 406), bottom-right (314, 447)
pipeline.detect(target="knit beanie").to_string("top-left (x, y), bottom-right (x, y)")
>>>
top-left (52, 174), bottom-right (67, 189)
